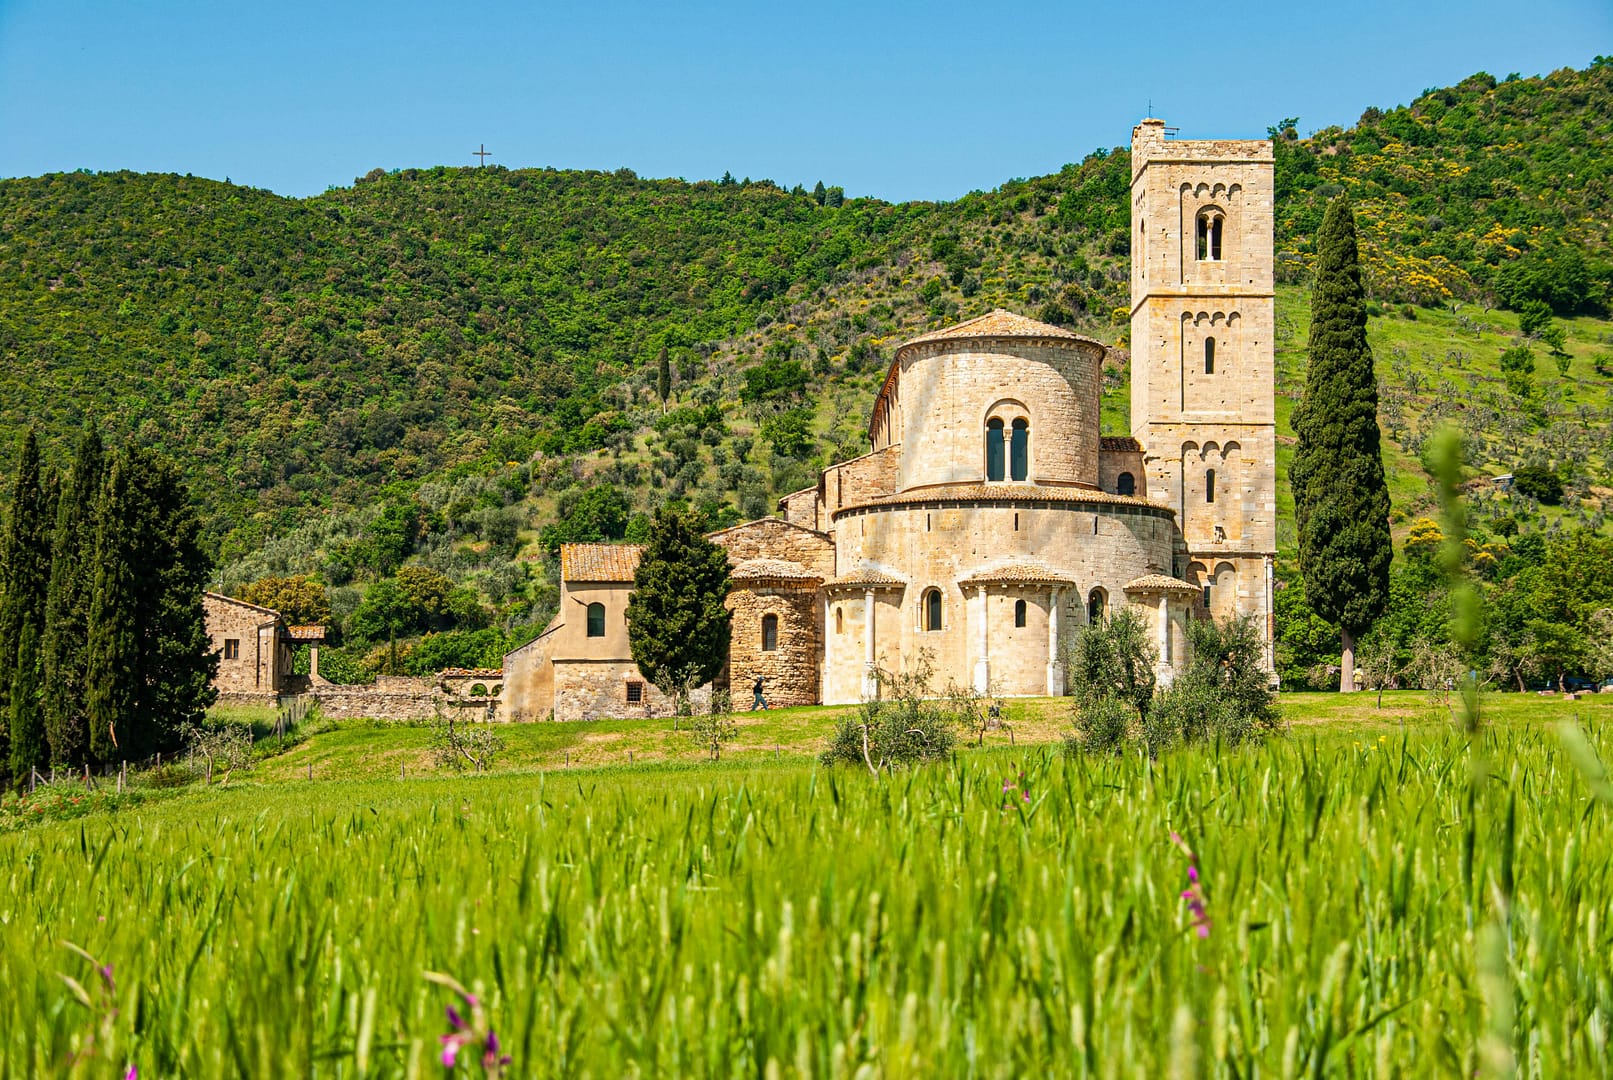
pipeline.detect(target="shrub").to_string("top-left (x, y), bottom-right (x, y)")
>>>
top-left (1512, 463), bottom-right (1563, 505)
top-left (1066, 608), bottom-right (1156, 720)
top-left (1069, 696), bottom-right (1133, 755)
top-left (821, 661), bottom-right (956, 772)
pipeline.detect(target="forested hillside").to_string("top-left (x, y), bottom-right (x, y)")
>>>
top-left (1, 59), bottom-right (1610, 674)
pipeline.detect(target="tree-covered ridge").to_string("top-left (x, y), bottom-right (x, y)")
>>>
top-left (1274, 59), bottom-right (1613, 310)
top-left (0, 58), bottom-right (1609, 587)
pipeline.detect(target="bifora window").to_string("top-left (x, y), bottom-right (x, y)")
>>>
top-left (986, 418), bottom-right (1006, 481)
top-left (924, 588), bottom-right (943, 632)
top-left (1196, 211), bottom-right (1224, 261)
top-left (1116, 472), bottom-right (1135, 496)
top-left (1010, 419), bottom-right (1029, 481)
top-left (223, 639), bottom-right (240, 660)
top-left (586, 602), bottom-right (606, 637)
top-left (1014, 599), bottom-right (1027, 628)
top-left (761, 613), bottom-right (779, 652)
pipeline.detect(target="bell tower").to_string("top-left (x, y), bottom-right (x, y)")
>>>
top-left (1129, 119), bottom-right (1277, 664)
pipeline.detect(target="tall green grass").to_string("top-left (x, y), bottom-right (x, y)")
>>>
top-left (0, 721), bottom-right (1609, 1076)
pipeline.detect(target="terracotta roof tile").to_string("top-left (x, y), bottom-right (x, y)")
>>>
top-left (285, 625), bottom-right (327, 641)
top-left (437, 667), bottom-right (504, 678)
top-left (833, 483), bottom-right (1170, 517)
top-left (958, 561), bottom-right (1077, 586)
top-left (1099, 435), bottom-right (1142, 452)
top-left (560, 543), bottom-right (643, 582)
top-left (1123, 574), bottom-right (1201, 594)
top-left (825, 566), bottom-right (908, 588)
top-left (898, 308), bottom-right (1104, 351)
top-left (729, 558), bottom-right (821, 584)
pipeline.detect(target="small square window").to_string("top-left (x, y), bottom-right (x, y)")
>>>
top-left (626, 681), bottom-right (644, 704)
top-left (223, 639), bottom-right (240, 660)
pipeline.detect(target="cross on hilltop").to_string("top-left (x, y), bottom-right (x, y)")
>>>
top-left (473, 144), bottom-right (492, 167)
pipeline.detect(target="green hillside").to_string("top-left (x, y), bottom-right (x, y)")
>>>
top-left (1, 59), bottom-right (1610, 653)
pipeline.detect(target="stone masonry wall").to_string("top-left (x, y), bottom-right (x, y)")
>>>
top-left (710, 518), bottom-right (835, 577)
top-left (822, 445), bottom-right (900, 515)
top-left (552, 660), bottom-right (698, 721)
top-left (203, 593), bottom-right (283, 695)
top-left (727, 586), bottom-right (819, 707)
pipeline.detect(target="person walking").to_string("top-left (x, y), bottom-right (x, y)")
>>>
top-left (751, 674), bottom-right (767, 711)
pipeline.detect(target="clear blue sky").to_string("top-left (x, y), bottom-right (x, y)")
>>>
top-left (1, 0), bottom-right (1607, 202)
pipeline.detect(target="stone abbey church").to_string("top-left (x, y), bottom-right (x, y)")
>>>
top-left (504, 120), bottom-right (1277, 721)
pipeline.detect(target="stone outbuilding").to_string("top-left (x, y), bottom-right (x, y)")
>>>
top-left (203, 592), bottom-right (302, 702)
top-left (502, 118), bottom-right (1276, 719)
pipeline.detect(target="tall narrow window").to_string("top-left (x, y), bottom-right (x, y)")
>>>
top-left (1206, 469), bottom-right (1216, 504)
top-left (985, 418), bottom-right (1005, 481)
top-left (924, 589), bottom-right (943, 632)
top-left (1204, 337), bottom-right (1215, 374)
top-left (1197, 213), bottom-right (1223, 261)
top-left (586, 603), bottom-right (606, 637)
top-left (1014, 599), bottom-right (1027, 628)
top-left (1087, 589), bottom-right (1106, 624)
top-left (835, 607), bottom-right (844, 634)
top-left (1010, 419), bottom-right (1029, 481)
top-left (1116, 472), bottom-right (1135, 496)
top-left (761, 613), bottom-right (778, 652)
top-left (1202, 585), bottom-right (1212, 609)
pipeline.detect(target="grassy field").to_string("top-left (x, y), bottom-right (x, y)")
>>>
top-left (213, 689), bottom-right (1613, 780)
top-left (2, 696), bottom-right (1611, 1076)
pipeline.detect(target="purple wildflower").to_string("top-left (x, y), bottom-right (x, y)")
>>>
top-left (1169, 831), bottom-right (1211, 939)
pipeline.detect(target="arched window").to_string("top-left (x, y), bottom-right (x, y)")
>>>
top-left (1010, 418), bottom-right (1029, 481)
top-left (1087, 589), bottom-right (1106, 624)
top-left (1196, 212), bottom-right (1224, 261)
top-left (586, 602), bottom-right (606, 638)
top-left (1204, 337), bottom-right (1215, 374)
top-left (1116, 472), bottom-right (1135, 496)
top-left (1206, 468), bottom-right (1216, 503)
top-left (985, 418), bottom-right (1006, 481)
top-left (1014, 598), bottom-right (1027, 628)
top-left (924, 588), bottom-right (943, 632)
top-left (761, 613), bottom-right (778, 652)
top-left (835, 607), bottom-right (843, 634)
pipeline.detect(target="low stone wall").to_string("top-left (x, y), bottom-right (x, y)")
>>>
top-left (281, 676), bottom-right (437, 721)
top-left (214, 691), bottom-right (281, 708)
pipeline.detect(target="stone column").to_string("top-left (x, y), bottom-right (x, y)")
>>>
top-left (861, 589), bottom-right (878, 701)
top-left (973, 586), bottom-right (990, 695)
top-left (1046, 588), bottom-right (1063, 696)
top-left (310, 644), bottom-right (321, 681)
top-left (1158, 594), bottom-right (1172, 683)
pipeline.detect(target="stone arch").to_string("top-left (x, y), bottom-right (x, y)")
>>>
top-left (1087, 587), bottom-right (1107, 623)
top-left (923, 587), bottom-right (944, 632)
top-left (1195, 206), bottom-right (1226, 261)
top-left (586, 602), bottom-right (606, 638)
top-left (1014, 598), bottom-right (1027, 628)
top-left (1117, 471), bottom-right (1136, 496)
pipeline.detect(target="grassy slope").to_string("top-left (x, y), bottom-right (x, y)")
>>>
top-left (217, 689), bottom-right (1613, 782)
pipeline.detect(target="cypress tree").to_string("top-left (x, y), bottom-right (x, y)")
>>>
top-left (43, 425), bottom-right (103, 767)
top-left (86, 449), bottom-right (217, 764)
top-left (625, 508), bottom-right (731, 703)
top-left (656, 345), bottom-right (672, 407)
top-left (1290, 198), bottom-right (1392, 691)
top-left (0, 430), bottom-right (52, 777)
top-left (126, 447), bottom-right (216, 750)
top-left (85, 456), bottom-right (140, 764)
top-left (8, 622), bottom-right (43, 783)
